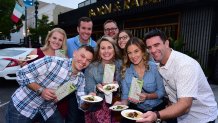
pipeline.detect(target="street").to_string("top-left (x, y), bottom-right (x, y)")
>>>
top-left (0, 78), bottom-right (18, 123)
top-left (0, 78), bottom-right (217, 123)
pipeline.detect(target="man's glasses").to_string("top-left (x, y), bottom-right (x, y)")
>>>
top-left (104, 28), bottom-right (117, 32)
top-left (118, 35), bottom-right (129, 41)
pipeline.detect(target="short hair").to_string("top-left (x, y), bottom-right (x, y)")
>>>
top-left (103, 19), bottom-right (118, 29)
top-left (78, 17), bottom-right (92, 27)
top-left (94, 35), bottom-right (121, 61)
top-left (43, 28), bottom-right (67, 51)
top-left (144, 29), bottom-right (168, 43)
top-left (78, 45), bottom-right (94, 56)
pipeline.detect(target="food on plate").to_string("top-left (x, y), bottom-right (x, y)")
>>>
top-left (19, 55), bottom-right (38, 61)
top-left (84, 96), bottom-right (95, 101)
top-left (114, 105), bottom-right (124, 109)
top-left (126, 111), bottom-right (140, 118)
top-left (25, 55), bottom-right (32, 60)
top-left (81, 95), bottom-right (103, 103)
top-left (105, 85), bottom-right (115, 91)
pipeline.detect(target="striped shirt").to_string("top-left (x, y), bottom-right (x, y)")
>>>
top-left (12, 56), bottom-right (86, 120)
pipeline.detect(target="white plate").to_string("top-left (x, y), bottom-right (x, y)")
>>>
top-left (109, 105), bottom-right (129, 111)
top-left (19, 55), bottom-right (38, 61)
top-left (81, 95), bottom-right (103, 103)
top-left (121, 109), bottom-right (143, 120)
top-left (103, 83), bottom-right (119, 92)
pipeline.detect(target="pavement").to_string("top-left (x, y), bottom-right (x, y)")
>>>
top-left (0, 84), bottom-right (217, 123)
top-left (210, 84), bottom-right (218, 123)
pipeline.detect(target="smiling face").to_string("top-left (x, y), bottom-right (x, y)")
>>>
top-left (73, 48), bottom-right (93, 71)
top-left (48, 31), bottom-right (64, 50)
top-left (77, 21), bottom-right (93, 44)
top-left (104, 22), bottom-right (119, 39)
top-left (99, 41), bottom-right (115, 63)
top-left (146, 36), bottom-right (170, 64)
top-left (118, 32), bottom-right (130, 49)
top-left (127, 44), bottom-right (144, 65)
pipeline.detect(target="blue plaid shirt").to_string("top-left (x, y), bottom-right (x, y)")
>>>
top-left (11, 56), bottom-right (86, 120)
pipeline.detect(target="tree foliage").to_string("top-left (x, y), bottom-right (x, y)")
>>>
top-left (29, 15), bottom-right (54, 45)
top-left (0, 0), bottom-right (23, 39)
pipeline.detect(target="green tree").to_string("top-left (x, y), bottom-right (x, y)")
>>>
top-left (0, 0), bottom-right (23, 39)
top-left (29, 15), bottom-right (54, 45)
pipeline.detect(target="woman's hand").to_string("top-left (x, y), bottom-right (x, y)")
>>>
top-left (18, 60), bottom-right (28, 67)
top-left (137, 92), bottom-right (149, 103)
top-left (113, 99), bottom-right (128, 105)
top-left (113, 81), bottom-right (118, 84)
top-left (113, 101), bottom-right (123, 105)
top-left (89, 92), bottom-right (96, 96)
top-left (96, 83), bottom-right (104, 92)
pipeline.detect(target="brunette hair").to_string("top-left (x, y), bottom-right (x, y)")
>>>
top-left (118, 30), bottom-right (133, 40)
top-left (94, 35), bottom-right (121, 62)
top-left (78, 17), bottom-right (92, 27)
top-left (121, 37), bottom-right (150, 78)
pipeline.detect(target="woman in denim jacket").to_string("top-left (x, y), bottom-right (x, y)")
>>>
top-left (114, 37), bottom-right (166, 122)
top-left (84, 36), bottom-right (122, 123)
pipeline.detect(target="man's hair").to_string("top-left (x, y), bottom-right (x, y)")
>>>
top-left (78, 45), bottom-right (94, 56)
top-left (78, 17), bottom-right (92, 27)
top-left (144, 29), bottom-right (168, 43)
top-left (103, 19), bottom-right (118, 29)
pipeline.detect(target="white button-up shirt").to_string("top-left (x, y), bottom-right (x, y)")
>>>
top-left (158, 50), bottom-right (218, 123)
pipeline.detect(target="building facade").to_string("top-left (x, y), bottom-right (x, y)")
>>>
top-left (59, 0), bottom-right (218, 83)
top-left (27, 2), bottom-right (72, 28)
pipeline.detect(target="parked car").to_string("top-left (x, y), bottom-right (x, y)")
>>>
top-left (0, 47), bottom-right (34, 80)
top-left (0, 40), bottom-right (23, 49)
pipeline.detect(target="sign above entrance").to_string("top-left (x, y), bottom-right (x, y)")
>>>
top-left (89, 0), bottom-right (162, 17)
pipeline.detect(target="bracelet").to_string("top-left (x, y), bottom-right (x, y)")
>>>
top-left (154, 111), bottom-right (160, 119)
top-left (154, 111), bottom-right (161, 123)
top-left (36, 87), bottom-right (44, 96)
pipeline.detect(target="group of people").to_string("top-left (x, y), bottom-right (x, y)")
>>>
top-left (5, 16), bottom-right (218, 123)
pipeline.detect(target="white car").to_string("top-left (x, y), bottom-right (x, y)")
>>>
top-left (0, 47), bottom-right (34, 80)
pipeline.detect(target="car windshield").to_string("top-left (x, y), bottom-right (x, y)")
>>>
top-left (0, 49), bottom-right (25, 57)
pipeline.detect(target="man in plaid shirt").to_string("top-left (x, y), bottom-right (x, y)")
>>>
top-left (5, 45), bottom-right (94, 123)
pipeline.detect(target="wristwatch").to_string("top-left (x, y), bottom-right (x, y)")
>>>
top-left (154, 111), bottom-right (161, 123)
top-left (36, 87), bottom-right (44, 96)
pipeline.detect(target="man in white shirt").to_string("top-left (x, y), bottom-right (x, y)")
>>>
top-left (137, 29), bottom-right (218, 123)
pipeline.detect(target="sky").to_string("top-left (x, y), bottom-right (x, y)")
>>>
top-left (38, 0), bottom-right (84, 9)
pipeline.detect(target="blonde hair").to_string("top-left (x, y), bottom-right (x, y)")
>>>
top-left (42, 28), bottom-right (67, 51)
top-left (121, 37), bottom-right (150, 78)
top-left (94, 35), bottom-right (121, 62)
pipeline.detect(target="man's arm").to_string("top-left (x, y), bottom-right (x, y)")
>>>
top-left (159, 97), bottom-right (193, 119)
top-left (136, 97), bottom-right (193, 122)
top-left (27, 82), bottom-right (57, 101)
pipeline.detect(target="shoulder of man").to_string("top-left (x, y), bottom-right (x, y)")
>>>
top-left (90, 38), bottom-right (97, 47)
top-left (67, 35), bottom-right (78, 43)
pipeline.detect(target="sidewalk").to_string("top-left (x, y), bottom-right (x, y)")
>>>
top-left (210, 84), bottom-right (218, 123)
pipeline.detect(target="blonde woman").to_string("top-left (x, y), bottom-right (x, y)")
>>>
top-left (28, 27), bottom-right (67, 60)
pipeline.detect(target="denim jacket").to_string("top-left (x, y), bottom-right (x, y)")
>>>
top-left (122, 61), bottom-right (165, 111)
top-left (84, 59), bottom-right (122, 98)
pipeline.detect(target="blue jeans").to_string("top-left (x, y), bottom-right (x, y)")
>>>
top-left (66, 92), bottom-right (85, 123)
top-left (5, 100), bottom-right (64, 123)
